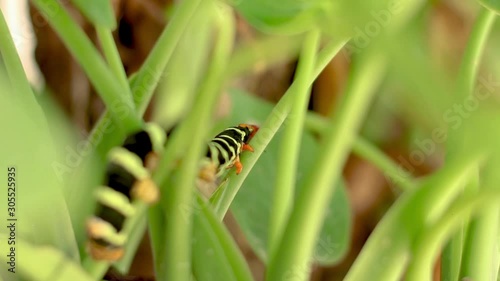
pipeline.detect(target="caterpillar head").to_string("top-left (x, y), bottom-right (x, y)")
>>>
top-left (238, 124), bottom-right (259, 144)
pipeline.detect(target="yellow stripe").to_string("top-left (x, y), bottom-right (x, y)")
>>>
top-left (108, 147), bottom-right (149, 180)
top-left (95, 186), bottom-right (135, 217)
top-left (144, 123), bottom-right (166, 154)
top-left (87, 217), bottom-right (127, 246)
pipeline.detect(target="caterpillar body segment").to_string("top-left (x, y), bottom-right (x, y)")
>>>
top-left (206, 124), bottom-right (258, 176)
top-left (86, 123), bottom-right (166, 261)
top-left (198, 124), bottom-right (259, 196)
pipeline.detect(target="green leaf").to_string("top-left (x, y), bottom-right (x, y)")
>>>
top-left (71, 0), bottom-right (116, 29)
top-left (477, 0), bottom-right (500, 13)
top-left (234, 0), bottom-right (322, 34)
top-left (0, 235), bottom-right (92, 281)
top-left (192, 195), bottom-right (254, 281)
top-left (152, 0), bottom-right (215, 129)
top-left (0, 91), bottom-right (80, 261)
top-left (222, 89), bottom-right (351, 265)
top-left (232, 0), bottom-right (414, 37)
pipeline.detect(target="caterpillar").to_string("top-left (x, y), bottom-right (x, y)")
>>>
top-left (86, 123), bottom-right (258, 261)
top-left (199, 123), bottom-right (259, 185)
top-left (86, 123), bottom-right (166, 261)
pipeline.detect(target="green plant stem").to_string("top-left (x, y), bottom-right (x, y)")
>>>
top-left (268, 30), bottom-right (320, 260)
top-left (456, 9), bottom-right (496, 100)
top-left (212, 37), bottom-right (348, 219)
top-left (131, 0), bottom-right (202, 114)
top-left (267, 51), bottom-right (385, 281)
top-left (87, 0), bottom-right (202, 158)
top-left (305, 113), bottom-right (414, 190)
top-left (345, 154), bottom-right (482, 281)
top-left (460, 157), bottom-right (500, 280)
top-left (153, 6), bottom-right (234, 280)
top-left (96, 27), bottom-right (131, 96)
top-left (406, 188), bottom-right (500, 281)
top-left (443, 8), bottom-right (496, 281)
top-left (0, 10), bottom-right (45, 122)
top-left (31, 0), bottom-right (141, 131)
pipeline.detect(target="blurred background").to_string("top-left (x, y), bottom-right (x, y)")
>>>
top-left (1, 0), bottom-right (498, 280)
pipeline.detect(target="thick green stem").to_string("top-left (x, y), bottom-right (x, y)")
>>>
top-left (211, 37), bottom-right (348, 219)
top-left (153, 6), bottom-right (234, 280)
top-left (31, 0), bottom-right (141, 130)
top-left (443, 8), bottom-right (496, 281)
top-left (267, 51), bottom-right (385, 281)
top-left (460, 157), bottom-right (500, 280)
top-left (406, 189), bottom-right (500, 281)
top-left (268, 30), bottom-right (320, 259)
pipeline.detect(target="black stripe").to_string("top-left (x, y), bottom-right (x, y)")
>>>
top-left (215, 128), bottom-right (245, 143)
top-left (219, 135), bottom-right (240, 151)
top-left (96, 204), bottom-right (126, 231)
top-left (213, 139), bottom-right (235, 163)
top-left (213, 143), bottom-right (229, 165)
top-left (105, 162), bottom-right (137, 200)
top-left (122, 130), bottom-right (153, 166)
top-left (91, 237), bottom-right (121, 248)
top-left (238, 126), bottom-right (252, 143)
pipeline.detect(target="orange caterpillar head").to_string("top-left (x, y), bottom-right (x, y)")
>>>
top-left (238, 124), bottom-right (259, 144)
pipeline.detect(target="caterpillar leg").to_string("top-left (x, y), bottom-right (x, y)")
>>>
top-left (234, 156), bottom-right (243, 174)
top-left (86, 217), bottom-right (126, 261)
top-left (144, 151), bottom-right (161, 171)
top-left (130, 178), bottom-right (159, 204)
top-left (87, 240), bottom-right (124, 261)
top-left (197, 162), bottom-right (219, 197)
top-left (242, 143), bottom-right (254, 152)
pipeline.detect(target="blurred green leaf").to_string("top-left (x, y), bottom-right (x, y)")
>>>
top-left (35, 92), bottom-right (103, 253)
top-left (232, 0), bottom-right (420, 37)
top-left (153, 0), bottom-right (215, 129)
top-left (71, 0), bottom-right (116, 29)
top-left (192, 195), bottom-right (253, 281)
top-left (221, 90), bottom-right (351, 265)
top-left (477, 0), bottom-right (500, 13)
top-left (0, 92), bottom-right (79, 261)
top-left (0, 235), bottom-right (92, 281)
top-left (234, 0), bottom-right (322, 34)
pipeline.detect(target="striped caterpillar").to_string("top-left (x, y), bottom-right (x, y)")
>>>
top-left (86, 123), bottom-right (166, 261)
top-left (86, 123), bottom-right (258, 261)
top-left (199, 124), bottom-right (259, 185)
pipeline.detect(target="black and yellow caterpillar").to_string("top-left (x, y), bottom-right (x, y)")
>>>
top-left (86, 123), bottom-right (258, 261)
top-left (199, 124), bottom-right (259, 183)
top-left (86, 123), bottom-right (166, 261)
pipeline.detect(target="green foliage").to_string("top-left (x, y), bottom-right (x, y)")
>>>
top-left (70, 0), bottom-right (116, 29)
top-left (478, 0), bottom-right (500, 13)
top-left (226, 90), bottom-right (351, 265)
top-left (1, 0), bottom-right (500, 280)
